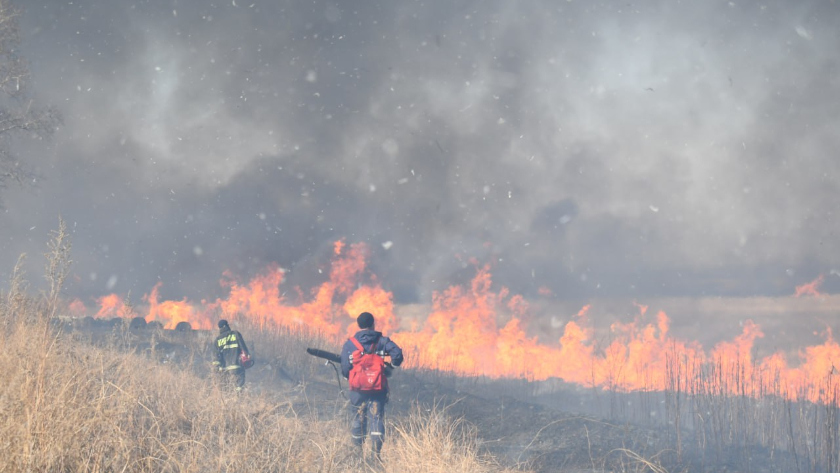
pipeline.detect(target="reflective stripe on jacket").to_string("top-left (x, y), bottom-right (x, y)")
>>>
top-left (215, 329), bottom-right (249, 369)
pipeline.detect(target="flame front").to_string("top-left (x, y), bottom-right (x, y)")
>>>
top-left (83, 242), bottom-right (840, 404)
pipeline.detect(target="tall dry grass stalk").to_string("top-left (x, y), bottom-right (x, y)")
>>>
top-left (43, 216), bottom-right (72, 322)
top-left (1, 253), bottom-right (29, 331)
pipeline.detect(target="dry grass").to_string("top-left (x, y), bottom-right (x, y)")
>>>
top-left (383, 402), bottom-right (509, 472)
top-left (0, 221), bottom-right (528, 473)
top-left (0, 287), bottom-right (527, 473)
top-left (0, 306), bottom-right (531, 473)
top-left (0, 221), bottom-right (695, 473)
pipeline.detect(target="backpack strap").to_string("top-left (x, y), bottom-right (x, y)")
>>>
top-left (349, 336), bottom-right (377, 354)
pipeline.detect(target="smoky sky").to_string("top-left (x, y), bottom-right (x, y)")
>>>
top-left (2, 0), bottom-right (839, 306)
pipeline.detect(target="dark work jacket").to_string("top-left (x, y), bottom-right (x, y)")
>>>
top-left (214, 328), bottom-right (249, 371)
top-left (340, 329), bottom-right (404, 392)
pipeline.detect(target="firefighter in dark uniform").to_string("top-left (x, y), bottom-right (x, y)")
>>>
top-left (212, 319), bottom-right (250, 391)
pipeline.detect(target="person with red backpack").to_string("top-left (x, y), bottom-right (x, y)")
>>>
top-left (340, 312), bottom-right (404, 457)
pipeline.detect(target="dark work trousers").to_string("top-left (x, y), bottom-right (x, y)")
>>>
top-left (222, 366), bottom-right (245, 391)
top-left (348, 390), bottom-right (388, 452)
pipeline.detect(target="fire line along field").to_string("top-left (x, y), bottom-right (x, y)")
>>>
top-left (50, 252), bottom-right (840, 473)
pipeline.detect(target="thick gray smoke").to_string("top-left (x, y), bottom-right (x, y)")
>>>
top-left (2, 0), bottom-right (839, 306)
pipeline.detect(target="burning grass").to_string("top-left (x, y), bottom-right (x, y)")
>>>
top-left (8, 220), bottom-right (840, 472)
top-left (0, 217), bottom-right (522, 472)
top-left (0, 299), bottom-right (526, 473)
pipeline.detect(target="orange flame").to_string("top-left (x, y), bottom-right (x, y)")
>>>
top-left (68, 298), bottom-right (87, 316)
top-left (95, 294), bottom-right (134, 318)
top-left (80, 240), bottom-right (840, 404)
top-left (145, 282), bottom-right (214, 330)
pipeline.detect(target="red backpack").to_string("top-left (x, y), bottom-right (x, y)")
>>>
top-left (348, 338), bottom-right (387, 392)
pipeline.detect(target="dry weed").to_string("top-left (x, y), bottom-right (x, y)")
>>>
top-left (0, 298), bottom-right (530, 473)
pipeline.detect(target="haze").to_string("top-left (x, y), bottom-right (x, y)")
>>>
top-left (3, 0), bottom-right (839, 315)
